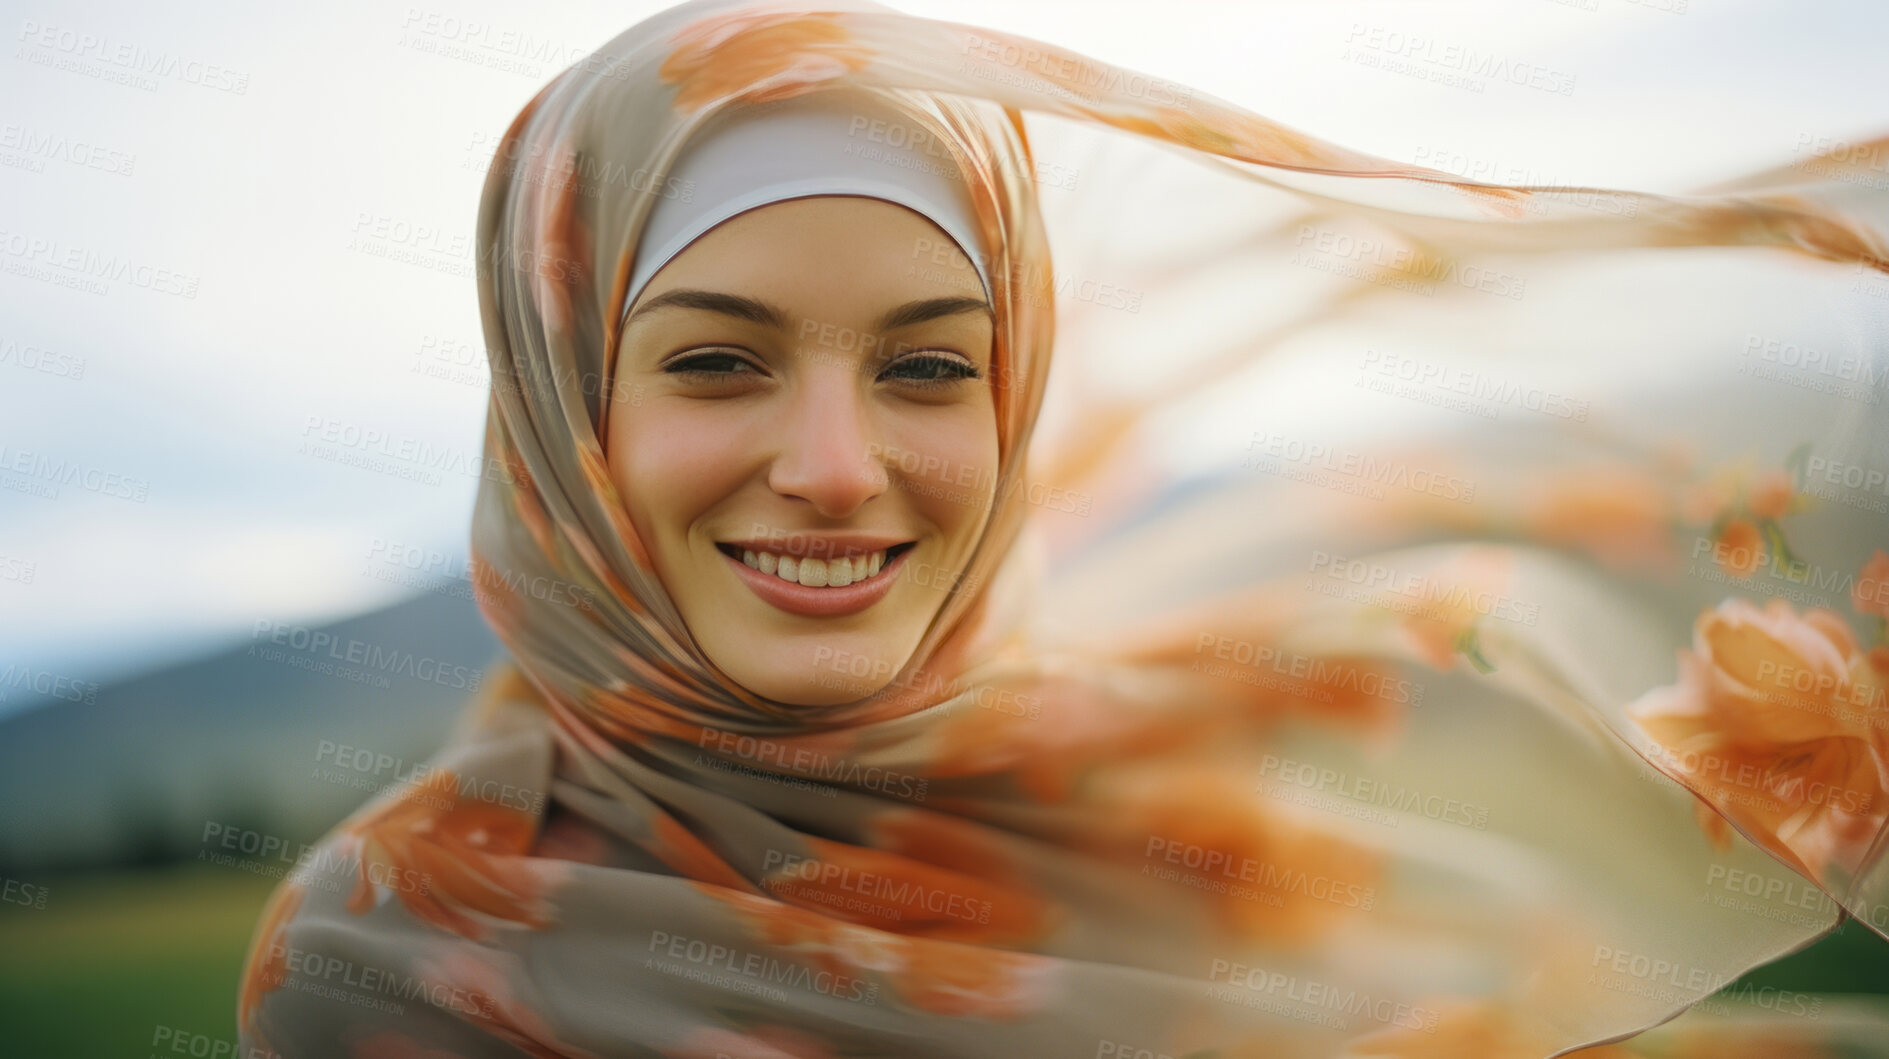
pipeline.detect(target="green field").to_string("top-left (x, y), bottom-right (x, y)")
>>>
top-left (2, 864), bottom-right (1887, 1056)
top-left (0, 865), bottom-right (278, 1057)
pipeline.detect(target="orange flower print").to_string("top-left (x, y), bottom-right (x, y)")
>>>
top-left (758, 833), bottom-right (1057, 946)
top-left (1686, 451), bottom-right (1808, 578)
top-left (889, 937), bottom-right (1060, 1019)
top-left (343, 767), bottom-right (556, 941)
top-left (926, 673), bottom-right (1187, 803)
top-left (1626, 597), bottom-right (1888, 885)
top-left (1117, 768), bottom-right (1380, 944)
top-left (532, 809), bottom-right (618, 868)
top-left (1398, 546), bottom-right (1516, 674)
top-left (690, 882), bottom-right (1063, 1020)
top-left (1100, 103), bottom-right (1378, 174)
top-left (1854, 549), bottom-right (1889, 623)
top-left (659, 11), bottom-right (874, 112)
top-left (237, 880), bottom-right (306, 1034)
top-left (652, 812), bottom-right (755, 892)
top-left (1748, 467), bottom-right (1796, 520)
top-left (1521, 465), bottom-right (1673, 573)
top-left (1344, 998), bottom-right (1620, 1059)
top-left (1713, 517), bottom-right (1766, 577)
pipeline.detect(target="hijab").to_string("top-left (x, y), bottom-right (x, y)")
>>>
top-left (239, 0), bottom-right (1889, 1055)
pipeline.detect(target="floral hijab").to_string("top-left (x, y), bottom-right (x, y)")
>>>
top-left (239, 0), bottom-right (1889, 1055)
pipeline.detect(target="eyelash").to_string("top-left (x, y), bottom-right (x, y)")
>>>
top-left (664, 350), bottom-right (981, 390)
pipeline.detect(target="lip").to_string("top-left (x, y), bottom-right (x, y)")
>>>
top-left (718, 533), bottom-right (912, 562)
top-left (720, 542), bottom-right (915, 618)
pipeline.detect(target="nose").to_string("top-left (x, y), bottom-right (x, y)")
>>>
top-left (765, 369), bottom-right (889, 519)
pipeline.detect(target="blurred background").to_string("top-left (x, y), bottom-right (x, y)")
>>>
top-left (3, 0), bottom-right (1888, 1054)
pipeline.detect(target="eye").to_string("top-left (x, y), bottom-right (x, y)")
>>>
top-left (663, 350), bottom-right (758, 380)
top-left (883, 353), bottom-right (981, 390)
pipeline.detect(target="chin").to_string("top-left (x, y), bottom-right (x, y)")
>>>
top-left (730, 663), bottom-right (884, 707)
top-left (712, 635), bottom-right (910, 707)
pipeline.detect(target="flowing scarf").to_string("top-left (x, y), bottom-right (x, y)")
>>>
top-left (239, 0), bottom-right (1889, 1055)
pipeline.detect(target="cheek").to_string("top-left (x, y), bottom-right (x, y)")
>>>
top-left (886, 402), bottom-right (1001, 520)
top-left (607, 403), bottom-right (750, 552)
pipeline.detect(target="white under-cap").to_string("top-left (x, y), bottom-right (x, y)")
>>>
top-left (622, 88), bottom-right (993, 326)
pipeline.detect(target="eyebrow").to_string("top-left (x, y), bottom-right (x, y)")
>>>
top-left (625, 288), bottom-right (992, 334)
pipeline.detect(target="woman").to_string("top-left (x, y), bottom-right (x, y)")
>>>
top-left (238, 0), bottom-right (1889, 1055)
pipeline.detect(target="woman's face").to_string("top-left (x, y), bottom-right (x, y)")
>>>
top-left (606, 196), bottom-right (999, 707)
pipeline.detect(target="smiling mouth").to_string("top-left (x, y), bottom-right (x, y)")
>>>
top-left (714, 540), bottom-right (917, 587)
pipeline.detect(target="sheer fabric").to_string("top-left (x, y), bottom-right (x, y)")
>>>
top-left (238, 0), bottom-right (1889, 1055)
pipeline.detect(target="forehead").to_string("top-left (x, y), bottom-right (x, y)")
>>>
top-left (646, 196), bottom-right (987, 308)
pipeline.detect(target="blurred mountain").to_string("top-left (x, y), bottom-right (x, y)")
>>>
top-left (0, 586), bottom-right (502, 873)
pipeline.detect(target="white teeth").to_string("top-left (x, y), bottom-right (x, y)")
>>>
top-left (736, 547), bottom-right (893, 587)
